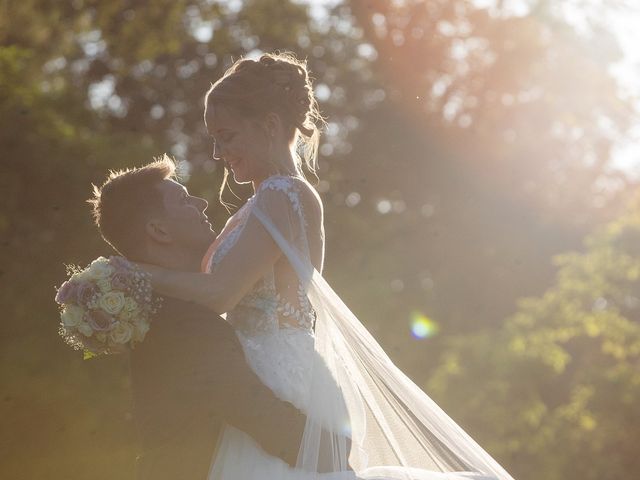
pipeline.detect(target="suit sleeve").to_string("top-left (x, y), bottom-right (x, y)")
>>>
top-left (171, 311), bottom-right (306, 467)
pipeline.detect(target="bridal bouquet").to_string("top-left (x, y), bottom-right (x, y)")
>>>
top-left (55, 256), bottom-right (161, 358)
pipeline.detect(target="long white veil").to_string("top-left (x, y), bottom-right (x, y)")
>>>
top-left (251, 199), bottom-right (515, 480)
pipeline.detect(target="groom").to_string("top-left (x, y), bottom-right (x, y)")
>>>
top-left (89, 156), bottom-right (309, 479)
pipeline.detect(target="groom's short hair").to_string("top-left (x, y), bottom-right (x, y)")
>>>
top-left (89, 155), bottom-right (176, 258)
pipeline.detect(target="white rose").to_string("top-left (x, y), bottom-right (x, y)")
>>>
top-left (77, 322), bottom-right (93, 337)
top-left (99, 291), bottom-right (125, 315)
top-left (119, 307), bottom-right (141, 321)
top-left (123, 297), bottom-right (138, 312)
top-left (91, 256), bottom-right (108, 267)
top-left (119, 298), bottom-right (142, 321)
top-left (61, 305), bottom-right (84, 327)
top-left (73, 268), bottom-right (92, 283)
top-left (132, 321), bottom-right (150, 342)
top-left (89, 257), bottom-right (114, 280)
top-left (109, 321), bottom-right (133, 345)
top-left (96, 277), bottom-right (112, 293)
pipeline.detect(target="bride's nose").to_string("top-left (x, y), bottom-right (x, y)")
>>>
top-left (195, 196), bottom-right (208, 211)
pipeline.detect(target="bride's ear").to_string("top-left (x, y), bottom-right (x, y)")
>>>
top-left (263, 112), bottom-right (283, 139)
top-left (145, 218), bottom-right (172, 244)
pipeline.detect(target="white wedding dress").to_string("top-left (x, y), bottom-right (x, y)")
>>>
top-left (204, 175), bottom-right (514, 480)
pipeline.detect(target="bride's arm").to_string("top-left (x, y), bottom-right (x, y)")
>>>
top-left (143, 179), bottom-right (319, 314)
top-left (142, 212), bottom-right (283, 314)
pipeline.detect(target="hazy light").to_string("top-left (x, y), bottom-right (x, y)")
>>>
top-left (150, 104), bottom-right (165, 119)
top-left (79, 30), bottom-right (106, 57)
top-left (345, 192), bottom-right (361, 207)
top-left (421, 204), bottom-right (435, 217)
top-left (193, 24), bottom-right (213, 43)
top-left (88, 75), bottom-right (115, 110)
top-left (357, 43), bottom-right (378, 61)
top-left (341, 421), bottom-right (352, 437)
top-left (315, 83), bottom-right (331, 102)
top-left (390, 279), bottom-right (404, 292)
top-left (392, 200), bottom-right (406, 213)
top-left (377, 199), bottom-right (392, 214)
top-left (204, 53), bottom-right (218, 67)
top-left (410, 312), bottom-right (440, 339)
top-left (174, 158), bottom-right (191, 183)
top-left (317, 179), bottom-right (331, 193)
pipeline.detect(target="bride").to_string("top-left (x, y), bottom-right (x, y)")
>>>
top-left (141, 52), bottom-right (514, 480)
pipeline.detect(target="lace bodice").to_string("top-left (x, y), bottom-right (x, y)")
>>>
top-left (205, 175), bottom-right (317, 338)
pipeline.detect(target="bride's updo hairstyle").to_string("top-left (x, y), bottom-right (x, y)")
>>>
top-left (204, 52), bottom-right (323, 195)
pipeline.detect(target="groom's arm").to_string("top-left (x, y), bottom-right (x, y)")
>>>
top-left (200, 316), bottom-right (354, 472)
top-left (207, 319), bottom-right (307, 465)
top-left (174, 308), bottom-right (306, 467)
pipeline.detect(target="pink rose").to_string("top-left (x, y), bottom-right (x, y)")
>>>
top-left (76, 282), bottom-right (98, 305)
top-left (55, 281), bottom-right (78, 305)
top-left (109, 255), bottom-right (133, 273)
top-left (110, 272), bottom-right (130, 292)
top-left (87, 310), bottom-right (116, 332)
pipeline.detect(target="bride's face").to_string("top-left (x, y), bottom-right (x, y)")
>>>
top-left (206, 104), bottom-right (273, 184)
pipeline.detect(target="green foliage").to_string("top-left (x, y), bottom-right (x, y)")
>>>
top-left (83, 350), bottom-right (97, 360)
top-left (429, 196), bottom-right (640, 480)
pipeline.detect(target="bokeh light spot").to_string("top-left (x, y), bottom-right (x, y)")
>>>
top-left (410, 312), bottom-right (440, 340)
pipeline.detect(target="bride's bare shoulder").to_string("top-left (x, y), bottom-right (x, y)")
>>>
top-left (259, 175), bottom-right (323, 219)
top-left (292, 176), bottom-right (324, 222)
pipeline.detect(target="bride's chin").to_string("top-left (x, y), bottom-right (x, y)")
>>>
top-left (232, 172), bottom-right (251, 184)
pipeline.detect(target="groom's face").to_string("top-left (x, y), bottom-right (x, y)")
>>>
top-left (154, 179), bottom-right (216, 253)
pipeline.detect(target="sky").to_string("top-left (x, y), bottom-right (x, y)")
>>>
top-left (458, 0), bottom-right (640, 176)
top-left (604, 6), bottom-right (640, 176)
top-left (302, 0), bottom-right (640, 176)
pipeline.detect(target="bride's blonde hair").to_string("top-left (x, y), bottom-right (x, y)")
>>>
top-left (204, 51), bottom-right (324, 205)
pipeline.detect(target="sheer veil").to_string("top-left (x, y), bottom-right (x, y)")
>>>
top-left (251, 194), bottom-right (515, 480)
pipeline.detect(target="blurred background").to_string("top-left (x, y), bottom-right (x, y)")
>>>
top-left (2, 0), bottom-right (640, 478)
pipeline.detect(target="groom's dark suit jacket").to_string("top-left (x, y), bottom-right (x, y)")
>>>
top-left (129, 296), bottom-right (306, 480)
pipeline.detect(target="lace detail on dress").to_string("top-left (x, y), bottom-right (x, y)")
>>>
top-left (208, 175), bottom-right (315, 336)
top-left (258, 175), bottom-right (308, 229)
top-left (210, 201), bottom-right (253, 269)
top-left (227, 272), bottom-right (279, 336)
top-left (275, 283), bottom-right (316, 331)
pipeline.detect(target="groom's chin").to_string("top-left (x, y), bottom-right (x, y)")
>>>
top-left (200, 230), bottom-right (217, 249)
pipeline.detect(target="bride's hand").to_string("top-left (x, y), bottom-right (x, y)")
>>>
top-left (127, 259), bottom-right (226, 313)
top-left (107, 255), bottom-right (168, 293)
top-left (130, 262), bottom-right (208, 303)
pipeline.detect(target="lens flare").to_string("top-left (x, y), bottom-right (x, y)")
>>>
top-left (341, 421), bottom-right (352, 437)
top-left (410, 312), bottom-right (439, 339)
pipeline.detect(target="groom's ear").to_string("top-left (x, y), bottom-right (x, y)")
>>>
top-left (145, 218), bottom-right (172, 244)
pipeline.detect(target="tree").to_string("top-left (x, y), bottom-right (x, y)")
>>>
top-left (428, 194), bottom-right (640, 480)
top-left (319, 0), bottom-right (638, 361)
